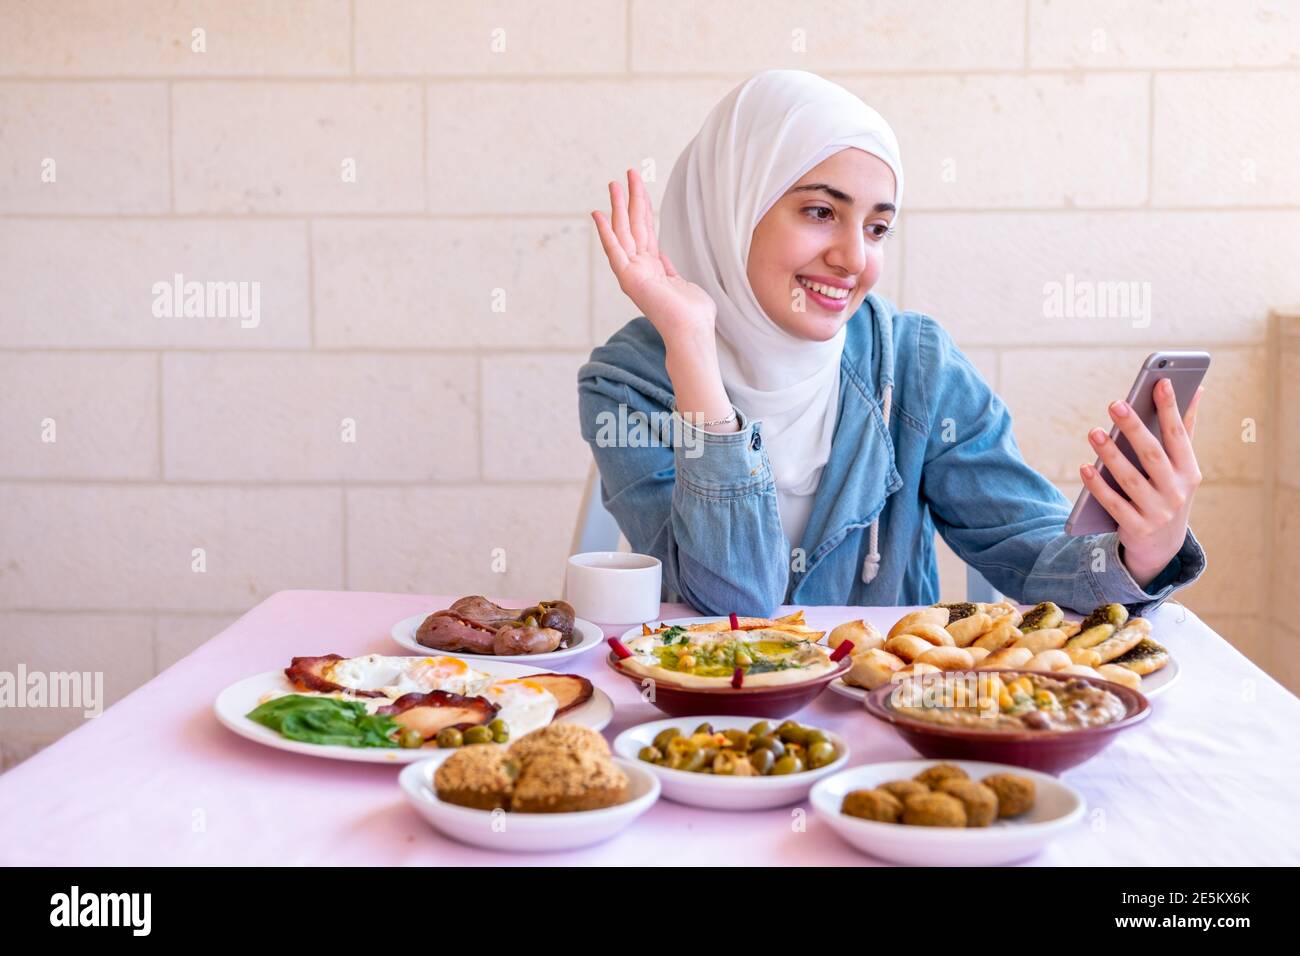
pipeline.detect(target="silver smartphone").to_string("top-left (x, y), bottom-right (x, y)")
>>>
top-left (1064, 350), bottom-right (1210, 536)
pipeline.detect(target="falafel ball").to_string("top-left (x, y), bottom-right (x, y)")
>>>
top-left (983, 772), bottom-right (1036, 818)
top-left (879, 779), bottom-right (930, 802)
top-left (937, 778), bottom-right (999, 827)
top-left (914, 763), bottom-right (969, 790)
top-left (841, 789), bottom-right (903, 823)
top-left (901, 792), bottom-right (967, 827)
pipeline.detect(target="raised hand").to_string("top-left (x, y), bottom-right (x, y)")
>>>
top-left (591, 168), bottom-right (717, 352)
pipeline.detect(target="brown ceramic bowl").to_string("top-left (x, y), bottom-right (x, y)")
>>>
top-left (864, 669), bottom-right (1151, 775)
top-left (605, 652), bottom-right (851, 719)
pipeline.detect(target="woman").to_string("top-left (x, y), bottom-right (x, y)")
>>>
top-left (578, 69), bottom-right (1206, 617)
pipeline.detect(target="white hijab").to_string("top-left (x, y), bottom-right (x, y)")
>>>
top-left (658, 70), bottom-right (904, 549)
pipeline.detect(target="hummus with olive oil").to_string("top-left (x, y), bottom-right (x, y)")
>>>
top-left (621, 628), bottom-right (837, 688)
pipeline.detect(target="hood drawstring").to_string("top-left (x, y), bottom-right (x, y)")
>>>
top-left (861, 380), bottom-right (893, 584)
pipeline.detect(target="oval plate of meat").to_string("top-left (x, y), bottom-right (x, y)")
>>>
top-left (391, 596), bottom-right (606, 664)
top-left (215, 654), bottom-right (614, 765)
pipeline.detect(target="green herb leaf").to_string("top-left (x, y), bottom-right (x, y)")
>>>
top-left (246, 694), bottom-right (400, 748)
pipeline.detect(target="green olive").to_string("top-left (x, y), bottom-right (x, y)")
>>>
top-left (772, 754), bottom-right (804, 775)
top-left (463, 725), bottom-right (494, 745)
top-left (723, 729), bottom-right (751, 751)
top-left (653, 727), bottom-right (682, 752)
top-left (488, 718), bottom-right (508, 736)
top-left (678, 749), bottom-right (708, 773)
top-left (638, 745), bottom-right (662, 763)
top-left (804, 729), bottom-right (830, 747)
top-left (666, 745), bottom-right (697, 771)
top-left (397, 727), bottom-right (424, 749)
top-left (748, 749), bottom-right (775, 775)
top-left (806, 741), bottom-right (836, 769)
top-left (754, 735), bottom-right (785, 758)
top-left (776, 721), bottom-right (808, 745)
top-left (693, 722), bottom-right (715, 736)
top-left (435, 727), bottom-right (463, 749)
top-left (493, 729), bottom-right (510, 744)
top-left (748, 720), bottom-right (774, 738)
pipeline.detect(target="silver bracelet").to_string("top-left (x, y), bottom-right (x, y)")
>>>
top-left (684, 407), bottom-right (738, 428)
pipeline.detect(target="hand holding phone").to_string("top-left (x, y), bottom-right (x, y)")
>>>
top-left (1065, 351), bottom-right (1208, 585)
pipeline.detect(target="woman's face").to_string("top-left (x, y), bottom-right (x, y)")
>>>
top-left (746, 148), bottom-right (897, 341)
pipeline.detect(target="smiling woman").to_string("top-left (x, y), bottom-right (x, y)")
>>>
top-left (579, 69), bottom-right (1207, 618)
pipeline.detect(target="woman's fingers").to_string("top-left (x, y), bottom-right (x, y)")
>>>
top-left (637, 171), bottom-right (660, 258)
top-left (607, 180), bottom-right (636, 256)
top-left (660, 251), bottom-right (679, 278)
top-left (1080, 463), bottom-right (1145, 533)
top-left (1108, 397), bottom-right (1177, 493)
top-left (626, 168), bottom-right (649, 252)
top-left (1089, 426), bottom-right (1163, 515)
top-left (1182, 384), bottom-right (1204, 444)
top-left (1151, 378), bottom-right (1195, 472)
top-left (591, 210), bottom-right (628, 272)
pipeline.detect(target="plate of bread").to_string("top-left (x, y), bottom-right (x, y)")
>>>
top-left (826, 600), bottom-right (1178, 703)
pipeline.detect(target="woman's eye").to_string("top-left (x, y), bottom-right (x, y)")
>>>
top-left (867, 223), bottom-right (896, 240)
top-left (803, 205), bottom-right (834, 222)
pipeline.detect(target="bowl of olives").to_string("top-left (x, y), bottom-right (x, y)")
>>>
top-left (613, 715), bottom-right (849, 809)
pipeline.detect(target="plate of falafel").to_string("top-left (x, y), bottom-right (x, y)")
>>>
top-left (810, 759), bottom-right (1085, 866)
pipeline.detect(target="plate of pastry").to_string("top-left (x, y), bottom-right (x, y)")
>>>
top-left (825, 601), bottom-right (1178, 702)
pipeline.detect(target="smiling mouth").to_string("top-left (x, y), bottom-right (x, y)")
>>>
top-left (795, 275), bottom-right (854, 311)
top-left (796, 276), bottom-right (852, 299)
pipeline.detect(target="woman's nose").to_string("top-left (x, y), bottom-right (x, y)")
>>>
top-left (825, 227), bottom-right (867, 275)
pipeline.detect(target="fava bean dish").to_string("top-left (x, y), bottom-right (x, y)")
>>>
top-left (890, 671), bottom-right (1127, 732)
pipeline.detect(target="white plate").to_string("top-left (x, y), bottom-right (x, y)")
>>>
top-left (391, 611), bottom-right (606, 665)
top-left (214, 657), bottom-right (614, 765)
top-left (811, 759), bottom-right (1086, 866)
top-left (1135, 656), bottom-right (1179, 697)
top-left (827, 654), bottom-right (1180, 702)
top-left (399, 756), bottom-right (659, 852)
top-left (613, 715), bottom-right (849, 810)
top-left (826, 678), bottom-right (871, 704)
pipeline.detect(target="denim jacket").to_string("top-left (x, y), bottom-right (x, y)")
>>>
top-left (576, 294), bottom-right (1206, 617)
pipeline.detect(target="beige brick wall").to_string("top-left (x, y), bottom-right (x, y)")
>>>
top-left (2, 1), bottom-right (1298, 767)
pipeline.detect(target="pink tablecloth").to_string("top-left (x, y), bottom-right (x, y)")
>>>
top-left (1, 590), bottom-right (1296, 866)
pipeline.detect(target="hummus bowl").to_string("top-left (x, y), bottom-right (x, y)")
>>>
top-left (605, 643), bottom-right (850, 718)
top-left (606, 651), bottom-right (850, 718)
top-left (864, 669), bottom-right (1150, 774)
top-left (607, 616), bottom-right (850, 717)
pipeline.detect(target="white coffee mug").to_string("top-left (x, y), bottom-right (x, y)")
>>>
top-left (564, 552), bottom-right (662, 625)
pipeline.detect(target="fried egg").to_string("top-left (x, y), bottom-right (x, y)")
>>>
top-left (324, 654), bottom-right (491, 698)
top-left (480, 678), bottom-right (558, 737)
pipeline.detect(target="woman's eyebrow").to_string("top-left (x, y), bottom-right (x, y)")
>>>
top-left (788, 183), bottom-right (894, 214)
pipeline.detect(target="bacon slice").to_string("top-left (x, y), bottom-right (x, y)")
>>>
top-left (376, 690), bottom-right (500, 740)
top-left (525, 674), bottom-right (594, 716)
top-left (284, 654), bottom-right (386, 699)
